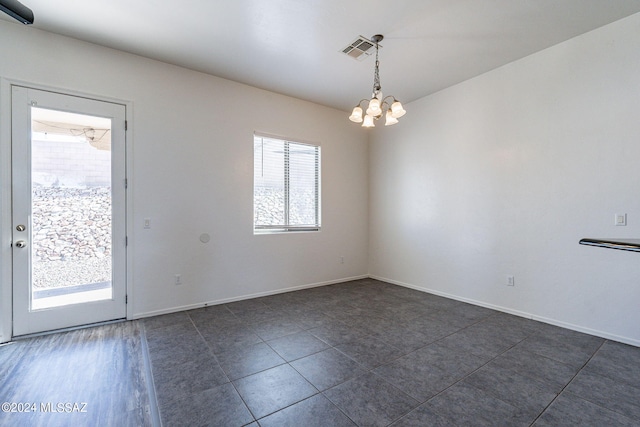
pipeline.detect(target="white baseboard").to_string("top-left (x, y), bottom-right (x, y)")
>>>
top-left (133, 272), bottom-right (639, 347)
top-left (132, 274), bottom-right (369, 320)
top-left (369, 274), bottom-right (640, 348)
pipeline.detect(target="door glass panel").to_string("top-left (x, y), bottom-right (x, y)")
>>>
top-left (30, 107), bottom-right (113, 310)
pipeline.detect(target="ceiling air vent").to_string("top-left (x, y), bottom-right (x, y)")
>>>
top-left (341, 36), bottom-right (379, 61)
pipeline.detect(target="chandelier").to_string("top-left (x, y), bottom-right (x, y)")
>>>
top-left (349, 34), bottom-right (406, 127)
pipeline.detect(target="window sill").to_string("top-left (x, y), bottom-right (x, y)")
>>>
top-left (254, 227), bottom-right (321, 235)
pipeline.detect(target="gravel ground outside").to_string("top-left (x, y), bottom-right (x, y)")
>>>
top-left (32, 257), bottom-right (111, 289)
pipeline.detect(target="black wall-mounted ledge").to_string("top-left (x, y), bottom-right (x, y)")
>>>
top-left (579, 238), bottom-right (640, 253)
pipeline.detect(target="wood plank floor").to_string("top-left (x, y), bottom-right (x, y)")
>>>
top-left (0, 321), bottom-right (153, 427)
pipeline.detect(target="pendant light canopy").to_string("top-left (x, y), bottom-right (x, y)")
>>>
top-left (349, 34), bottom-right (406, 128)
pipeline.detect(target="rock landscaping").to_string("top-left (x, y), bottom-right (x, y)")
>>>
top-left (254, 187), bottom-right (317, 226)
top-left (31, 186), bottom-right (112, 289)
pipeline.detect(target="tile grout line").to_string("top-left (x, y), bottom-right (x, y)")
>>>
top-left (185, 309), bottom-right (261, 424)
top-left (185, 305), bottom-right (345, 424)
top-left (245, 301), bottom-right (502, 425)
top-left (245, 314), bottom-right (354, 424)
top-left (146, 283), bottom-right (631, 426)
top-left (533, 339), bottom-right (640, 424)
top-left (151, 300), bottom-right (406, 424)
top-left (527, 339), bottom-right (608, 426)
top-left (228, 300), bottom-right (375, 425)
top-left (382, 314), bottom-right (544, 425)
top-left (248, 301), bottom-right (508, 424)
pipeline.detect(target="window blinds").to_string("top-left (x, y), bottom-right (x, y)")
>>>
top-left (254, 135), bottom-right (320, 232)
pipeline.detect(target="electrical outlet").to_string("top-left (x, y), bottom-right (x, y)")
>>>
top-left (507, 275), bottom-right (515, 287)
top-left (175, 274), bottom-right (182, 286)
top-left (615, 213), bottom-right (627, 226)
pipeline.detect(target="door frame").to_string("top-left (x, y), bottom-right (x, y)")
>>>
top-left (0, 78), bottom-right (134, 342)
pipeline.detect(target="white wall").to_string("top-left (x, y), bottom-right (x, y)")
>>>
top-left (370, 13), bottom-right (640, 346)
top-left (2, 13), bottom-right (639, 346)
top-left (0, 20), bottom-right (369, 338)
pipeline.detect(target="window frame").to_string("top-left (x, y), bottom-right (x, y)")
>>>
top-left (253, 133), bottom-right (321, 234)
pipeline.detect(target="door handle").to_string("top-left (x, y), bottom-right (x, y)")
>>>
top-left (15, 240), bottom-right (27, 248)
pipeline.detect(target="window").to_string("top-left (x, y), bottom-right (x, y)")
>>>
top-left (254, 134), bottom-right (321, 233)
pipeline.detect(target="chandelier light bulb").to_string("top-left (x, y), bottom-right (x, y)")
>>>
top-left (349, 106), bottom-right (364, 123)
top-left (385, 110), bottom-right (399, 126)
top-left (391, 101), bottom-right (406, 118)
top-left (362, 114), bottom-right (375, 128)
top-left (367, 97), bottom-right (382, 117)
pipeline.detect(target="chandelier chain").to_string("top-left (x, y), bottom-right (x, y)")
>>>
top-left (373, 41), bottom-right (381, 94)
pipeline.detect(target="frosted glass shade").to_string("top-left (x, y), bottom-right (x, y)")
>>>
top-left (391, 101), bottom-right (406, 118)
top-left (362, 114), bottom-right (375, 128)
top-left (349, 106), bottom-right (363, 123)
top-left (366, 97), bottom-right (382, 117)
top-left (385, 110), bottom-right (398, 126)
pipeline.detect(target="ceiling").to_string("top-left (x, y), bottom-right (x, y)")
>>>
top-left (4, 1), bottom-right (640, 111)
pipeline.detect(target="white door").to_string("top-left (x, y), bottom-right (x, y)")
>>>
top-left (11, 86), bottom-right (127, 336)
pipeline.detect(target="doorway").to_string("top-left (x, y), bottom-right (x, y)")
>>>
top-left (11, 86), bottom-right (127, 336)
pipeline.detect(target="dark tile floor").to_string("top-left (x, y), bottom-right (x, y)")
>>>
top-left (143, 279), bottom-right (640, 426)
